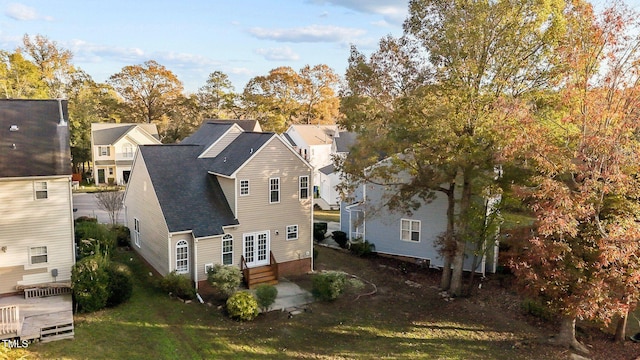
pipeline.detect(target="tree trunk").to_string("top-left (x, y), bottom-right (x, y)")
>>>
top-left (449, 240), bottom-right (466, 296)
top-left (614, 309), bottom-right (628, 342)
top-left (551, 316), bottom-right (589, 354)
top-left (440, 183), bottom-right (456, 291)
top-left (450, 171), bottom-right (471, 297)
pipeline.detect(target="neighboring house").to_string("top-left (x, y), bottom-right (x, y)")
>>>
top-left (204, 119), bottom-right (262, 132)
top-left (316, 131), bottom-right (358, 209)
top-left (0, 99), bottom-right (75, 341)
top-left (284, 124), bottom-right (338, 207)
top-left (340, 158), bottom-right (499, 276)
top-left (91, 123), bottom-right (161, 185)
top-left (123, 121), bottom-right (313, 289)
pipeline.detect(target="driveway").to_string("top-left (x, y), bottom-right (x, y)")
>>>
top-left (72, 192), bottom-right (125, 224)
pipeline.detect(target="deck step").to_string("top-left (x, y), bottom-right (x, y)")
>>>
top-left (40, 323), bottom-right (74, 343)
top-left (246, 266), bottom-right (278, 289)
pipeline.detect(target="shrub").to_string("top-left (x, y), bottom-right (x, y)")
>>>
top-left (71, 255), bottom-right (110, 313)
top-left (521, 298), bottom-right (554, 321)
top-left (226, 291), bottom-right (259, 321)
top-left (111, 225), bottom-right (131, 247)
top-left (207, 264), bottom-right (242, 298)
top-left (312, 271), bottom-right (347, 301)
top-left (349, 240), bottom-right (376, 257)
top-left (332, 231), bottom-right (348, 248)
top-left (160, 271), bottom-right (195, 300)
top-left (75, 222), bottom-right (116, 259)
top-left (106, 263), bottom-right (133, 307)
top-left (75, 216), bottom-right (97, 224)
top-left (313, 222), bottom-right (328, 242)
top-left (255, 284), bottom-right (278, 312)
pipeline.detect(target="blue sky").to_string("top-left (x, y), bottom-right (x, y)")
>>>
top-left (0, 1), bottom-right (408, 93)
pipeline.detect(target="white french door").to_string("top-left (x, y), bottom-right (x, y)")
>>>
top-left (243, 231), bottom-right (270, 267)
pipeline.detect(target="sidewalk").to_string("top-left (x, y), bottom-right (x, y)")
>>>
top-left (270, 279), bottom-right (314, 312)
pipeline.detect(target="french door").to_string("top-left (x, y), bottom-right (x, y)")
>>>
top-left (243, 231), bottom-right (270, 267)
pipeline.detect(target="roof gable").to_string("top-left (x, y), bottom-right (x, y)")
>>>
top-left (92, 123), bottom-right (160, 146)
top-left (204, 132), bottom-right (275, 177)
top-left (139, 144), bottom-right (238, 237)
top-left (0, 99), bottom-right (71, 178)
top-left (286, 124), bottom-right (337, 146)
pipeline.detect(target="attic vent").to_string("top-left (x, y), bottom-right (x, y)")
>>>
top-left (223, 157), bottom-right (227, 163)
top-left (9, 125), bottom-right (19, 131)
top-left (250, 148), bottom-right (254, 154)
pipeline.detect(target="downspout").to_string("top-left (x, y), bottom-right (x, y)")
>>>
top-left (193, 236), bottom-right (199, 290)
top-left (310, 167), bottom-right (314, 271)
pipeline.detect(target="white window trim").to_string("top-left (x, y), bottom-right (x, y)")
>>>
top-left (176, 240), bottom-right (189, 274)
top-left (239, 179), bottom-right (250, 196)
top-left (99, 146), bottom-right (110, 156)
top-left (400, 219), bottom-right (421, 242)
top-left (34, 181), bottom-right (48, 200)
top-left (299, 176), bottom-right (309, 200)
top-left (123, 143), bottom-right (134, 158)
top-left (269, 177), bottom-right (280, 204)
top-left (204, 263), bottom-right (214, 274)
top-left (133, 218), bottom-right (141, 247)
top-left (286, 225), bottom-right (298, 240)
top-left (222, 234), bottom-right (233, 265)
top-left (29, 246), bottom-right (48, 265)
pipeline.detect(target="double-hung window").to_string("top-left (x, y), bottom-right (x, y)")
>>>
top-left (133, 218), bottom-right (141, 247)
top-left (286, 225), bottom-right (298, 240)
top-left (240, 180), bottom-right (249, 196)
top-left (222, 234), bottom-right (233, 265)
top-left (400, 219), bottom-right (421, 242)
top-left (269, 178), bottom-right (280, 203)
top-left (99, 146), bottom-right (110, 156)
top-left (30, 246), bottom-right (48, 264)
top-left (34, 181), bottom-right (48, 200)
top-left (299, 176), bottom-right (309, 200)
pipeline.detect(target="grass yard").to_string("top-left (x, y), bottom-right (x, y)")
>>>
top-left (7, 245), bottom-right (639, 359)
top-left (313, 209), bottom-right (340, 222)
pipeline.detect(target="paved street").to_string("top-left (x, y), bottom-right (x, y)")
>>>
top-left (72, 192), bottom-right (125, 224)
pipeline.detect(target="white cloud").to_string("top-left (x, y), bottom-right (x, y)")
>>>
top-left (248, 25), bottom-right (365, 43)
top-left (5, 3), bottom-right (52, 21)
top-left (308, 0), bottom-right (408, 24)
top-left (255, 47), bottom-right (300, 61)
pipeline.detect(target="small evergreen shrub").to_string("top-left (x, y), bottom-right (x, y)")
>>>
top-left (75, 216), bottom-right (97, 224)
top-left (106, 263), bottom-right (133, 307)
top-left (226, 291), bottom-right (259, 321)
top-left (313, 222), bottom-right (328, 242)
top-left (255, 284), bottom-right (278, 312)
top-left (207, 264), bottom-right (242, 298)
top-left (332, 231), bottom-right (348, 248)
top-left (71, 254), bottom-right (110, 313)
top-left (160, 271), bottom-right (195, 300)
top-left (111, 225), bottom-right (131, 247)
top-left (312, 271), bottom-right (347, 301)
top-left (349, 240), bottom-right (376, 257)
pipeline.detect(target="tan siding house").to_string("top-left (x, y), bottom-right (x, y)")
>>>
top-left (124, 121), bottom-right (312, 289)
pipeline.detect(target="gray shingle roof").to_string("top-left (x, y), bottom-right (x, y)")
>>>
top-left (180, 122), bottom-right (234, 149)
top-left (93, 125), bottom-right (135, 145)
top-left (205, 132), bottom-right (275, 176)
top-left (140, 144), bottom-right (238, 237)
top-left (0, 99), bottom-right (71, 178)
top-left (319, 164), bottom-right (335, 175)
top-left (334, 131), bottom-right (357, 153)
top-left (204, 119), bottom-right (261, 132)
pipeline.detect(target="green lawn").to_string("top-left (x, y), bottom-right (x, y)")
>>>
top-left (313, 209), bottom-right (339, 222)
top-left (9, 246), bottom-right (572, 360)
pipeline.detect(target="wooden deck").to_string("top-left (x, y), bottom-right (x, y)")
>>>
top-left (0, 293), bottom-right (74, 342)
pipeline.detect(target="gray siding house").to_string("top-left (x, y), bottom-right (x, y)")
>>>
top-left (340, 164), bottom-right (498, 276)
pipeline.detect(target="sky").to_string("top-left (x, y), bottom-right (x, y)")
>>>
top-left (0, 0), bottom-right (409, 93)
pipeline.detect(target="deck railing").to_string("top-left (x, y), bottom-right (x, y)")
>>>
top-left (24, 287), bottom-right (71, 299)
top-left (269, 251), bottom-right (279, 280)
top-left (0, 305), bottom-right (19, 336)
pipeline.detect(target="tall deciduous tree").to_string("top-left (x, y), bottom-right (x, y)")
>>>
top-left (0, 50), bottom-right (48, 99)
top-left (108, 60), bottom-right (184, 127)
top-left (340, 0), bottom-right (565, 297)
top-left (505, 0), bottom-right (640, 351)
top-left (21, 34), bottom-right (76, 98)
top-left (242, 65), bottom-right (340, 132)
